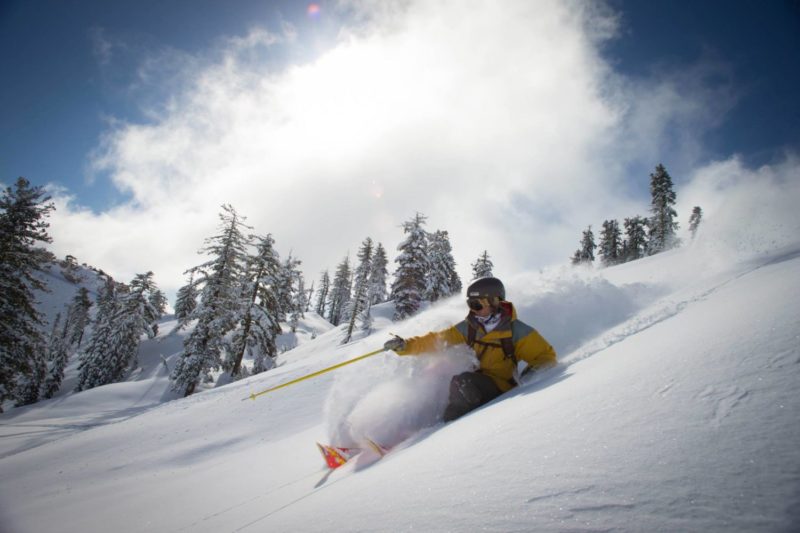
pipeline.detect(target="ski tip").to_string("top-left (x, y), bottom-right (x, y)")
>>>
top-left (317, 442), bottom-right (359, 469)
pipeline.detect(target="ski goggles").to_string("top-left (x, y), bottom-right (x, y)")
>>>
top-left (467, 297), bottom-right (490, 311)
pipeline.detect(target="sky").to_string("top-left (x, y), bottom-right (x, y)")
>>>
top-left (1, 0), bottom-right (799, 297)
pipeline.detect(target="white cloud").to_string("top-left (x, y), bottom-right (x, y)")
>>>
top-left (49, 0), bottom-right (766, 297)
top-left (677, 153), bottom-right (800, 256)
top-left (89, 27), bottom-right (114, 65)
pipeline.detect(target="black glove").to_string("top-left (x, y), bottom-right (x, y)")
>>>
top-left (383, 336), bottom-right (406, 352)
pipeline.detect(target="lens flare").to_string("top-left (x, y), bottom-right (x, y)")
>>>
top-left (307, 4), bottom-right (321, 18)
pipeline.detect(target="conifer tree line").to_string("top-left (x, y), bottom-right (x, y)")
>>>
top-left (312, 212), bottom-right (476, 338)
top-left (0, 178), bottom-right (170, 409)
top-left (571, 164), bottom-right (704, 267)
top-left (313, 237), bottom-right (390, 342)
top-left (170, 204), bottom-right (309, 396)
top-left (76, 272), bottom-right (167, 392)
top-left (1, 178), bottom-right (490, 406)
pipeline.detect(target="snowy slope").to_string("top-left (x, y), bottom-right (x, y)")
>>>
top-left (1, 230), bottom-right (799, 531)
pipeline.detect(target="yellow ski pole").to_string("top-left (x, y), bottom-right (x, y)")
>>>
top-left (244, 347), bottom-right (387, 401)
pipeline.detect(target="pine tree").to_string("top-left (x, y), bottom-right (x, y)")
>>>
top-left (60, 254), bottom-right (81, 283)
top-left (290, 275), bottom-right (307, 333)
top-left (43, 313), bottom-right (70, 399)
top-left (327, 256), bottom-right (352, 326)
top-left (148, 288), bottom-right (167, 335)
top-left (571, 226), bottom-right (596, 266)
top-left (623, 216), bottom-right (648, 262)
top-left (108, 272), bottom-right (163, 379)
top-left (648, 164), bottom-right (680, 253)
top-left (64, 287), bottom-right (92, 348)
top-left (275, 254), bottom-right (302, 322)
top-left (0, 178), bottom-right (55, 409)
top-left (367, 243), bottom-right (388, 305)
top-left (45, 288), bottom-right (91, 398)
top-left (598, 219), bottom-right (623, 267)
top-left (427, 230), bottom-right (461, 301)
top-left (76, 273), bottom-right (164, 390)
top-left (471, 250), bottom-right (494, 279)
top-left (171, 205), bottom-right (251, 396)
top-left (391, 213), bottom-right (430, 320)
top-left (227, 234), bottom-right (282, 377)
top-left (315, 270), bottom-right (330, 317)
top-left (76, 277), bottom-right (120, 391)
top-left (173, 271), bottom-right (200, 331)
top-left (305, 281), bottom-right (314, 313)
top-left (688, 206), bottom-right (703, 240)
top-left (343, 238), bottom-right (373, 344)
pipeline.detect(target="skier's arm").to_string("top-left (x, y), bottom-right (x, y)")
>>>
top-left (396, 326), bottom-right (466, 356)
top-left (515, 329), bottom-right (557, 370)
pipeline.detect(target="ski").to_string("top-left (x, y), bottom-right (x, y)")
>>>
top-left (316, 442), bottom-right (360, 469)
top-left (316, 439), bottom-right (391, 469)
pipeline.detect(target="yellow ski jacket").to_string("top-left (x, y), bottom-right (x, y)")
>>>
top-left (396, 301), bottom-right (556, 392)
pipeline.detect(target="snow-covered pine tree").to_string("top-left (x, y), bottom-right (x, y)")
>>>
top-left (0, 178), bottom-right (55, 409)
top-left (343, 237), bottom-right (373, 344)
top-left (688, 206), bottom-right (703, 240)
top-left (42, 313), bottom-right (69, 399)
top-left (227, 234), bottom-right (282, 377)
top-left (171, 204), bottom-right (251, 396)
top-left (305, 281), bottom-right (314, 313)
top-left (76, 272), bottom-right (164, 390)
top-left (75, 277), bottom-right (119, 391)
top-left (59, 254), bottom-right (81, 283)
top-left (391, 213), bottom-right (430, 320)
top-left (275, 254), bottom-right (301, 322)
top-left (108, 272), bottom-right (163, 380)
top-left (648, 164), bottom-right (680, 254)
top-left (326, 256), bottom-right (352, 326)
top-left (623, 216), bottom-right (648, 262)
top-left (148, 287), bottom-right (167, 335)
top-left (44, 288), bottom-right (91, 398)
top-left (290, 274), bottom-right (307, 333)
top-left (427, 230), bottom-right (461, 301)
top-left (46, 311), bottom-right (65, 363)
top-left (367, 242), bottom-right (388, 305)
top-left (173, 271), bottom-right (200, 331)
top-left (571, 226), bottom-right (596, 266)
top-left (471, 250), bottom-right (494, 279)
top-left (598, 219), bottom-right (623, 267)
top-left (315, 270), bottom-right (330, 317)
top-left (64, 287), bottom-right (92, 348)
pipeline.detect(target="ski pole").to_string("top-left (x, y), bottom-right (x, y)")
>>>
top-left (244, 347), bottom-right (387, 401)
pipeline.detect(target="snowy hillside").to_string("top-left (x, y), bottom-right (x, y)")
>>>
top-left (2, 221), bottom-right (799, 531)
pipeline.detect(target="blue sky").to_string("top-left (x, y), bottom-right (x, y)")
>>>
top-left (606, 0), bottom-right (800, 166)
top-left (1, 0), bottom-right (339, 208)
top-left (1, 0), bottom-right (799, 294)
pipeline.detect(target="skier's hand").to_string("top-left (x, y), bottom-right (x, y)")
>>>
top-left (384, 336), bottom-right (406, 352)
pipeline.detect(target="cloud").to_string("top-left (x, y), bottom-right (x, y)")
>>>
top-left (677, 153), bottom-right (800, 257)
top-left (89, 27), bottom-right (114, 65)
top-left (49, 0), bottom-right (760, 298)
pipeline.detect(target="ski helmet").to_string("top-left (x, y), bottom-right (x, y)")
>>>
top-left (466, 277), bottom-right (505, 301)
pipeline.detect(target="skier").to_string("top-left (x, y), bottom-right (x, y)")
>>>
top-left (384, 277), bottom-right (556, 421)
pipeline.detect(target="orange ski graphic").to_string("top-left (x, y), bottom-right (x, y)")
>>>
top-left (316, 442), bottom-right (360, 469)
